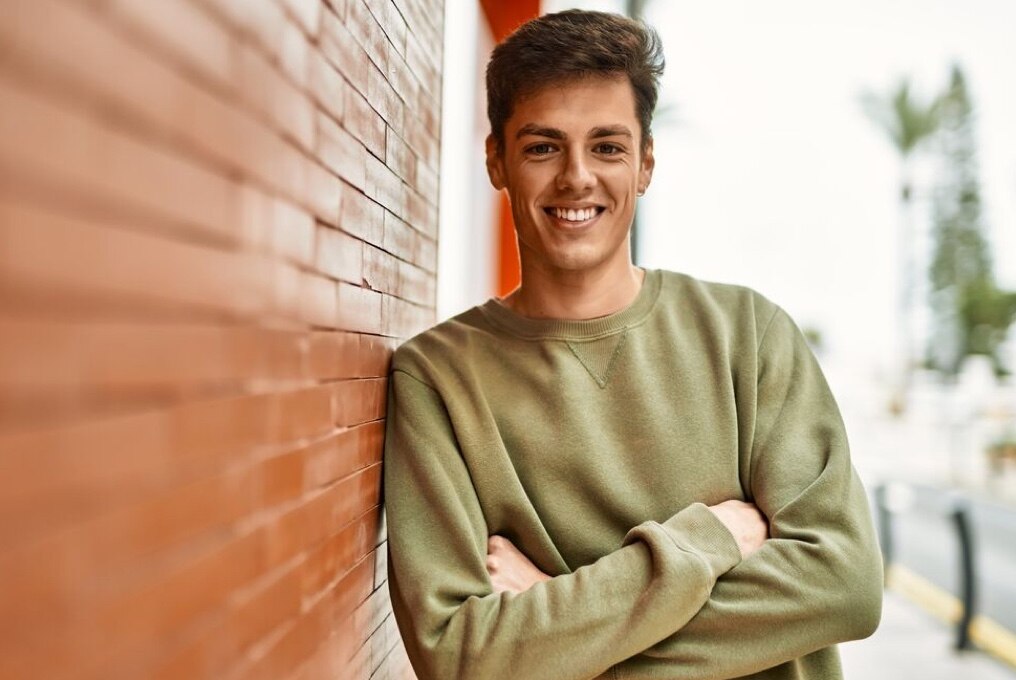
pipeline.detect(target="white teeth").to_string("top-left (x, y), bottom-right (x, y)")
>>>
top-left (553, 207), bottom-right (597, 222)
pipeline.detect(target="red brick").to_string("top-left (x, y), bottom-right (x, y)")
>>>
top-left (344, 86), bottom-right (387, 160)
top-left (0, 84), bottom-right (244, 247)
top-left (398, 261), bottom-right (435, 306)
top-left (150, 562), bottom-right (303, 680)
top-left (278, 15), bottom-right (312, 88)
top-left (385, 127), bottom-right (416, 186)
top-left (263, 464), bottom-right (379, 572)
top-left (316, 225), bottom-right (364, 284)
top-left (256, 446), bottom-right (307, 510)
top-left (0, 320), bottom-right (234, 392)
top-left (329, 0), bottom-right (350, 21)
top-left (347, 0), bottom-right (392, 74)
top-left (366, 60), bottom-right (404, 132)
top-left (308, 50), bottom-right (346, 124)
top-left (381, 210), bottom-right (416, 262)
top-left (260, 328), bottom-right (312, 380)
top-left (267, 260), bottom-right (304, 321)
top-left (394, 0), bottom-right (441, 68)
top-left (339, 182), bottom-right (384, 245)
top-left (0, 0), bottom-right (431, 675)
top-left (0, 200), bottom-right (267, 320)
top-left (279, 0), bottom-right (322, 37)
top-left (272, 198), bottom-right (316, 265)
top-left (365, 0), bottom-right (408, 55)
top-left (306, 331), bottom-right (362, 381)
top-left (365, 154), bottom-right (405, 217)
top-left (362, 243), bottom-right (401, 296)
top-left (303, 421), bottom-right (385, 490)
top-left (105, 0), bottom-right (238, 89)
top-left (301, 271), bottom-right (340, 329)
top-left (200, 0), bottom-right (286, 59)
top-left (239, 599), bottom-right (329, 680)
top-left (382, 294), bottom-right (433, 339)
top-left (358, 334), bottom-right (396, 377)
top-left (293, 557), bottom-right (375, 677)
top-left (268, 385), bottom-right (335, 446)
top-left (402, 111), bottom-right (439, 170)
top-left (318, 112), bottom-right (367, 190)
top-left (337, 283), bottom-right (383, 334)
top-left (0, 0), bottom-right (280, 186)
top-left (356, 579), bottom-right (392, 642)
top-left (386, 48), bottom-right (420, 110)
top-left (301, 508), bottom-right (379, 604)
top-left (417, 232), bottom-right (437, 273)
top-left (405, 28), bottom-right (440, 98)
top-left (373, 540), bottom-right (388, 589)
top-left (414, 157), bottom-right (439, 205)
top-left (66, 529), bottom-right (266, 679)
top-left (320, 6), bottom-right (368, 95)
top-left (332, 378), bottom-right (387, 427)
top-left (239, 183), bottom-right (276, 250)
top-left (238, 44), bottom-right (316, 152)
top-left (303, 158), bottom-right (345, 226)
top-left (403, 186), bottom-right (435, 237)
top-left (418, 86), bottom-right (442, 139)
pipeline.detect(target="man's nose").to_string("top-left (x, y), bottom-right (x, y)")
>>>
top-left (556, 150), bottom-right (595, 193)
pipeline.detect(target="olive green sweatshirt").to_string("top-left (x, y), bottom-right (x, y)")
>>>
top-left (384, 269), bottom-right (882, 680)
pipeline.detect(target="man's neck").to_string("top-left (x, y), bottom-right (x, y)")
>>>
top-left (502, 261), bottom-right (646, 321)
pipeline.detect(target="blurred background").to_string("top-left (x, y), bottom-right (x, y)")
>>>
top-left (1, 0), bottom-right (1014, 677)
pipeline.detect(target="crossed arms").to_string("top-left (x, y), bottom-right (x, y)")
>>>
top-left (383, 308), bottom-right (883, 680)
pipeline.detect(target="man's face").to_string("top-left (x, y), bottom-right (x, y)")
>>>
top-left (486, 76), bottom-right (654, 277)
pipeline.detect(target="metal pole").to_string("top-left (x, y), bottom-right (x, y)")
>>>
top-left (951, 498), bottom-right (976, 651)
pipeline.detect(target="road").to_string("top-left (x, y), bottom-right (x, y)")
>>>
top-left (884, 484), bottom-right (1016, 634)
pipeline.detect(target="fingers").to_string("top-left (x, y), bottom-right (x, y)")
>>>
top-left (707, 500), bottom-right (769, 559)
top-left (485, 535), bottom-right (551, 594)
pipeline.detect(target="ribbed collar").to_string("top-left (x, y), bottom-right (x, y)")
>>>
top-left (478, 269), bottom-right (662, 340)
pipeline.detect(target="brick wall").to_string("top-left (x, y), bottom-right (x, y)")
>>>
top-left (0, 0), bottom-right (441, 677)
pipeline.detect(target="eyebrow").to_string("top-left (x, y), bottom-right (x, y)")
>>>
top-left (589, 125), bottom-right (634, 140)
top-left (515, 124), bottom-right (565, 140)
top-left (514, 124), bottom-right (634, 140)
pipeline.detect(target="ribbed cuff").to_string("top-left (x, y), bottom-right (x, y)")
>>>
top-left (659, 502), bottom-right (742, 578)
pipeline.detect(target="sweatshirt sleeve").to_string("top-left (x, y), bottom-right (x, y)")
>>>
top-left (384, 367), bottom-right (743, 680)
top-left (610, 305), bottom-right (883, 680)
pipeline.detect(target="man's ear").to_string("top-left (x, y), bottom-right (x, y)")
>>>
top-left (638, 136), bottom-right (655, 195)
top-left (485, 134), bottom-right (507, 190)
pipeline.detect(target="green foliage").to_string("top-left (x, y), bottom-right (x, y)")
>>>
top-left (927, 65), bottom-right (1016, 376)
top-left (861, 66), bottom-right (1015, 378)
top-left (860, 80), bottom-right (943, 184)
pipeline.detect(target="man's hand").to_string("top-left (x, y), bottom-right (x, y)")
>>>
top-left (486, 536), bottom-right (551, 594)
top-left (707, 500), bottom-right (769, 558)
top-left (487, 501), bottom-right (767, 594)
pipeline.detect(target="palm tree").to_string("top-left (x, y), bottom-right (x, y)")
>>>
top-left (861, 79), bottom-right (942, 413)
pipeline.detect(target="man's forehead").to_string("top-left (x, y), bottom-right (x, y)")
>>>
top-left (506, 77), bottom-right (640, 134)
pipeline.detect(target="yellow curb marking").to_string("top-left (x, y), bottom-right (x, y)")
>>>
top-left (888, 564), bottom-right (1016, 669)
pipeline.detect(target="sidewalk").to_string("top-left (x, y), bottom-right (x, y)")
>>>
top-left (840, 590), bottom-right (1016, 679)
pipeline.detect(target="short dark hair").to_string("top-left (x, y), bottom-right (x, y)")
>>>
top-left (486, 10), bottom-right (665, 152)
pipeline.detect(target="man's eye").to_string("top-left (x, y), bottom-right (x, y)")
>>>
top-left (595, 143), bottom-right (622, 155)
top-left (526, 143), bottom-right (555, 155)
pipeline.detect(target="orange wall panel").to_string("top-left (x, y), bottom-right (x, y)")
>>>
top-left (479, 0), bottom-right (540, 296)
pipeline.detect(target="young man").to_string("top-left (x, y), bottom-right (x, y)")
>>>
top-left (384, 10), bottom-right (882, 680)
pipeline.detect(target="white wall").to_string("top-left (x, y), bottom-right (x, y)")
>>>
top-left (437, 0), bottom-right (500, 321)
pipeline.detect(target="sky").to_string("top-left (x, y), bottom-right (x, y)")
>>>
top-left (543, 0), bottom-right (1016, 376)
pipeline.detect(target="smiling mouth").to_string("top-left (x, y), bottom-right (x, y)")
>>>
top-left (544, 206), bottom-right (605, 224)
